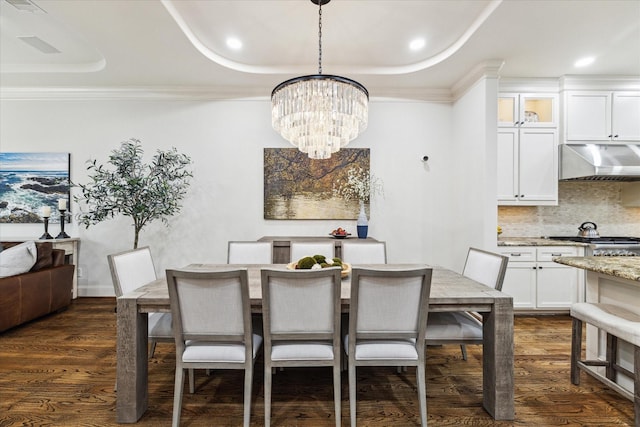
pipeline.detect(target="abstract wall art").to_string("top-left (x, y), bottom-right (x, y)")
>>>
top-left (264, 148), bottom-right (370, 220)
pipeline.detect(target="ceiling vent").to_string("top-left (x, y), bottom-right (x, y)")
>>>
top-left (4, 0), bottom-right (45, 13)
top-left (18, 36), bottom-right (60, 54)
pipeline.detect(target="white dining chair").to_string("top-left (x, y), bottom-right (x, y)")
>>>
top-left (289, 241), bottom-right (334, 264)
top-left (340, 241), bottom-right (387, 264)
top-left (260, 267), bottom-right (342, 427)
top-left (228, 241), bottom-right (272, 264)
top-left (166, 268), bottom-right (262, 427)
top-left (345, 266), bottom-right (433, 427)
top-left (108, 246), bottom-right (172, 358)
top-left (426, 247), bottom-right (509, 360)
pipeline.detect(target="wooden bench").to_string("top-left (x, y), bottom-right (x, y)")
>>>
top-left (571, 302), bottom-right (640, 427)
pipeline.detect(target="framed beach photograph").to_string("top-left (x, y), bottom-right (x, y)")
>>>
top-left (264, 148), bottom-right (370, 220)
top-left (0, 152), bottom-right (71, 223)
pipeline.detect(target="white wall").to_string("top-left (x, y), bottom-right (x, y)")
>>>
top-left (2, 94), bottom-right (490, 296)
top-left (442, 76), bottom-right (499, 272)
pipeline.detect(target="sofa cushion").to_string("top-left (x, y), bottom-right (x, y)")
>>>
top-left (31, 242), bottom-right (54, 272)
top-left (0, 241), bottom-right (37, 278)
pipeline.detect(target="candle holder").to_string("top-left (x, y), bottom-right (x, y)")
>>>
top-left (56, 210), bottom-right (70, 239)
top-left (39, 216), bottom-right (54, 240)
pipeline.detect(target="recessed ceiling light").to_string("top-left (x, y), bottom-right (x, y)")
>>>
top-left (226, 37), bottom-right (242, 50)
top-left (574, 56), bottom-right (595, 68)
top-left (409, 38), bottom-right (426, 51)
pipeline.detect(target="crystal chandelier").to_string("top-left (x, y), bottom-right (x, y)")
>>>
top-left (271, 0), bottom-right (369, 160)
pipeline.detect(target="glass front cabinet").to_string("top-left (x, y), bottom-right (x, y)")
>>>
top-left (498, 93), bottom-right (558, 128)
top-left (497, 92), bottom-right (559, 206)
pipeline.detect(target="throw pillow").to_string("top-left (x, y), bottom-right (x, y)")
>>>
top-left (0, 240), bottom-right (37, 278)
top-left (31, 242), bottom-right (54, 272)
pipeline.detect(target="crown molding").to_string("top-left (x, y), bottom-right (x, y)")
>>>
top-left (0, 86), bottom-right (270, 101)
top-left (559, 75), bottom-right (640, 91)
top-left (0, 85), bottom-right (456, 103)
top-left (451, 59), bottom-right (504, 100)
top-left (498, 77), bottom-right (560, 93)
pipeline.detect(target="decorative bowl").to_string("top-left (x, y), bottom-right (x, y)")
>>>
top-left (329, 233), bottom-right (351, 239)
top-left (287, 262), bottom-right (351, 279)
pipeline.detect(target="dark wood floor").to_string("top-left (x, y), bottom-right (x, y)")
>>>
top-left (0, 298), bottom-right (634, 426)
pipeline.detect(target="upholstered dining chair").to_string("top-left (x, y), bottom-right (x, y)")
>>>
top-left (261, 267), bottom-right (342, 427)
top-left (227, 241), bottom-right (272, 264)
top-left (289, 241), bottom-right (334, 264)
top-left (166, 268), bottom-right (262, 427)
top-left (108, 246), bottom-right (172, 358)
top-left (341, 241), bottom-right (387, 264)
top-left (426, 247), bottom-right (509, 360)
top-left (345, 266), bottom-right (433, 427)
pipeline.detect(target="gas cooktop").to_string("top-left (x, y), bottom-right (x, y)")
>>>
top-left (548, 236), bottom-right (640, 244)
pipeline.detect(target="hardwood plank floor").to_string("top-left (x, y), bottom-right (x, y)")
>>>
top-left (0, 298), bottom-right (634, 426)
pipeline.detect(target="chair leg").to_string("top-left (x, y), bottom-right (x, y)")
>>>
top-left (243, 365), bottom-right (253, 427)
top-left (416, 363), bottom-right (428, 427)
top-left (349, 362), bottom-right (357, 427)
top-left (149, 339), bottom-right (157, 358)
top-left (265, 360), bottom-right (272, 427)
top-left (634, 345), bottom-right (639, 427)
top-left (460, 344), bottom-right (468, 361)
top-left (189, 369), bottom-right (195, 394)
top-left (172, 367), bottom-right (185, 427)
top-left (333, 362), bottom-right (341, 427)
top-left (571, 318), bottom-right (582, 385)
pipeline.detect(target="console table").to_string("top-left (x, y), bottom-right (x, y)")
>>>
top-left (1, 237), bottom-right (80, 299)
top-left (258, 236), bottom-right (377, 263)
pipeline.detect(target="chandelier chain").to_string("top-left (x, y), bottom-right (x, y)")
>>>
top-left (318, 1), bottom-right (322, 74)
top-left (270, 0), bottom-right (368, 160)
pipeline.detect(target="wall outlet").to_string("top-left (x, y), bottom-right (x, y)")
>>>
top-left (77, 267), bottom-right (84, 278)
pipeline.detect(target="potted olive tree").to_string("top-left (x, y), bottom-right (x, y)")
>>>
top-left (74, 138), bottom-right (193, 248)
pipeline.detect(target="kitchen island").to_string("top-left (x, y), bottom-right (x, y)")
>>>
top-left (553, 256), bottom-right (640, 394)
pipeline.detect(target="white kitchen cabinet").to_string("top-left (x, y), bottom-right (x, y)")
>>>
top-left (497, 128), bottom-right (558, 205)
top-left (499, 246), bottom-right (584, 312)
top-left (498, 93), bottom-right (558, 128)
top-left (565, 91), bottom-right (640, 142)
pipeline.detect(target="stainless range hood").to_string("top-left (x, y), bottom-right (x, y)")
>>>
top-left (559, 144), bottom-right (640, 181)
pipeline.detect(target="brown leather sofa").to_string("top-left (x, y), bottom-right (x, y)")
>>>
top-left (0, 241), bottom-right (75, 332)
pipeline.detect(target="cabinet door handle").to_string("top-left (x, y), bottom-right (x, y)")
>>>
top-left (532, 266), bottom-right (537, 269)
top-left (511, 253), bottom-right (522, 257)
top-left (614, 134), bottom-right (619, 138)
top-left (608, 134), bottom-right (613, 138)
top-left (538, 266), bottom-right (543, 269)
top-left (520, 194), bottom-right (525, 198)
top-left (551, 253), bottom-right (562, 257)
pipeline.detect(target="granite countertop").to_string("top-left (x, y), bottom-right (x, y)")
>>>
top-left (498, 237), bottom-right (589, 247)
top-left (553, 256), bottom-right (640, 281)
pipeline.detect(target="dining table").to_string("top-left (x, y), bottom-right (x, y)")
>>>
top-left (116, 263), bottom-right (514, 423)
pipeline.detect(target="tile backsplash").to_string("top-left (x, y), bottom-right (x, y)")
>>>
top-left (498, 182), bottom-right (640, 237)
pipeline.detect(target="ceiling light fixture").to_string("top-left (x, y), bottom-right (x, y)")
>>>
top-left (226, 37), bottom-right (242, 50)
top-left (271, 0), bottom-right (368, 160)
top-left (574, 56), bottom-right (595, 68)
top-left (409, 38), bottom-right (426, 51)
